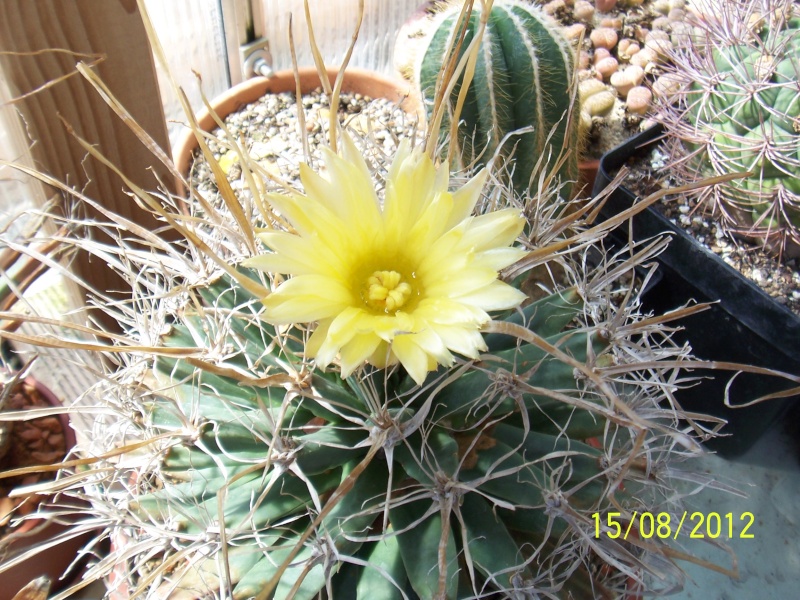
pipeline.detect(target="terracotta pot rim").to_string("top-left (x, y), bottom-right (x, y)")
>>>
top-left (172, 66), bottom-right (424, 181)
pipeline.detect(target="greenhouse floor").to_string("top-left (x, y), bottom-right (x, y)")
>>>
top-left (671, 404), bottom-right (800, 599)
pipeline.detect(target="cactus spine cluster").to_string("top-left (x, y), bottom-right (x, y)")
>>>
top-left (401, 0), bottom-right (581, 196)
top-left (654, 0), bottom-right (800, 256)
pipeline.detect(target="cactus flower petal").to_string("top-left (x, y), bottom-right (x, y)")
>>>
top-left (246, 136), bottom-right (526, 384)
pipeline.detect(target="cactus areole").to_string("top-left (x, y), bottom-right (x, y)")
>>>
top-left (414, 0), bottom-right (581, 196)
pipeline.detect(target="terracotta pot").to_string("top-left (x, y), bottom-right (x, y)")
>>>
top-left (1, 377), bottom-right (93, 600)
top-left (171, 66), bottom-right (598, 201)
top-left (577, 157), bottom-right (600, 198)
top-left (173, 66), bottom-right (423, 183)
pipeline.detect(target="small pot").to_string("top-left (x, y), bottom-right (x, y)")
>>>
top-left (1, 377), bottom-right (93, 600)
top-left (592, 125), bottom-right (800, 457)
top-left (173, 66), bottom-right (423, 182)
top-left (577, 157), bottom-right (600, 199)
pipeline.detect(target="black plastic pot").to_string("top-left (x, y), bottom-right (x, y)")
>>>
top-left (592, 124), bottom-right (800, 457)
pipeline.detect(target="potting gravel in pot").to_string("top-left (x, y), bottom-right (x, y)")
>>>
top-left (175, 67), bottom-right (423, 198)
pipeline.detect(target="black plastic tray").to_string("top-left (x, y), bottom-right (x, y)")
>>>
top-left (593, 125), bottom-right (799, 456)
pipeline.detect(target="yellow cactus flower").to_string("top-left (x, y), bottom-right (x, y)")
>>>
top-left (244, 136), bottom-right (527, 384)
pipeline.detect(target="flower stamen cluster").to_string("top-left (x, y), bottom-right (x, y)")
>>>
top-left (363, 270), bottom-right (414, 313)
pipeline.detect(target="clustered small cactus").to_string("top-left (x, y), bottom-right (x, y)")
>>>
top-left (654, 0), bottom-right (800, 257)
top-left (397, 0), bottom-right (582, 197)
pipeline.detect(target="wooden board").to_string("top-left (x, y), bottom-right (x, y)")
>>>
top-left (0, 0), bottom-right (172, 328)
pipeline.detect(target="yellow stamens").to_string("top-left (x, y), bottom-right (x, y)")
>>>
top-left (364, 270), bottom-right (412, 313)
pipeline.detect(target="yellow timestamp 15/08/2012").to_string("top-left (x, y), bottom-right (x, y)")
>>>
top-left (592, 511), bottom-right (755, 540)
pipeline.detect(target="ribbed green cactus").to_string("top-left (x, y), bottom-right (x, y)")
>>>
top-left (0, 96), bottom-right (715, 600)
top-left (100, 125), bottom-right (698, 598)
top-left (655, 0), bottom-right (800, 255)
top-left (127, 272), bottom-right (653, 599)
top-left (401, 0), bottom-right (581, 197)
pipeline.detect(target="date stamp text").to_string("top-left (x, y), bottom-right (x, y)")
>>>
top-left (592, 511), bottom-right (755, 540)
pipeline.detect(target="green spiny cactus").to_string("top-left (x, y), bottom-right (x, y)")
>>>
top-left (654, 0), bottom-right (800, 256)
top-left (97, 137), bottom-right (698, 598)
top-left (35, 128), bottom-right (706, 599)
top-left (135, 276), bottom-right (567, 596)
top-left (127, 267), bottom-right (674, 599)
top-left (398, 0), bottom-right (582, 197)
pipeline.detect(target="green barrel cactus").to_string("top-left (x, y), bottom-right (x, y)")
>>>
top-left (654, 0), bottom-right (800, 255)
top-left (1, 107), bottom-right (719, 600)
top-left (129, 269), bottom-right (679, 599)
top-left (136, 277), bottom-right (587, 597)
top-left (398, 0), bottom-right (582, 197)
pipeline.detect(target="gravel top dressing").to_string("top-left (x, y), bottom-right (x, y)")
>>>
top-left (624, 145), bottom-right (800, 316)
top-left (189, 88), bottom-right (421, 201)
